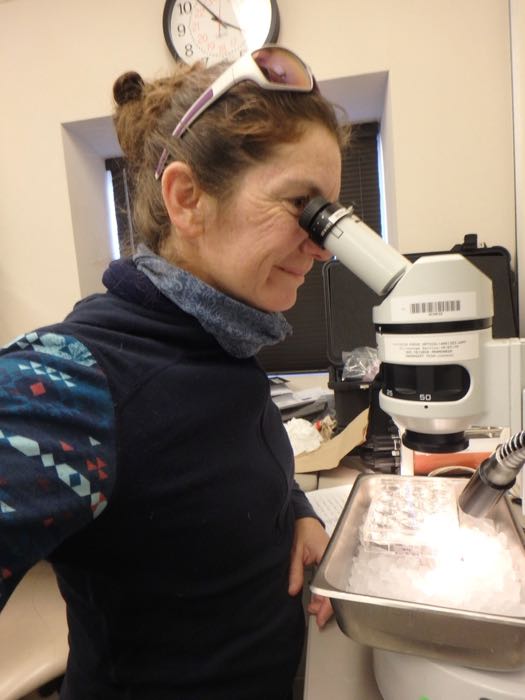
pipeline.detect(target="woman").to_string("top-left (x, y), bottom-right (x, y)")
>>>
top-left (0, 46), bottom-right (346, 699)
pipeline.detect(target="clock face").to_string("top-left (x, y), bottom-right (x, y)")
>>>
top-left (163, 0), bottom-right (280, 65)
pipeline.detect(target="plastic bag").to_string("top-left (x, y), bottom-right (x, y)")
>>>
top-left (342, 346), bottom-right (380, 382)
top-left (284, 417), bottom-right (322, 456)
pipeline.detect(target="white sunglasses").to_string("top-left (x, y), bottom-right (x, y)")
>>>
top-left (154, 45), bottom-right (316, 180)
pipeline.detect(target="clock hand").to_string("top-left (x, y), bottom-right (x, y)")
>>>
top-left (196, 0), bottom-right (226, 27)
top-left (210, 15), bottom-right (241, 30)
top-left (196, 0), bottom-right (241, 30)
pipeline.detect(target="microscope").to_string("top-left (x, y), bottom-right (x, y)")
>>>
top-left (300, 197), bottom-right (525, 513)
top-left (300, 197), bottom-right (525, 700)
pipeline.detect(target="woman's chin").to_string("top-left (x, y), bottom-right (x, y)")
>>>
top-left (262, 291), bottom-right (298, 313)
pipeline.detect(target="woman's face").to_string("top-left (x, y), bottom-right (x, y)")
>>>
top-left (187, 124), bottom-right (342, 312)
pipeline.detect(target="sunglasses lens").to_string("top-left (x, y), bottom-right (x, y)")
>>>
top-left (252, 47), bottom-right (313, 89)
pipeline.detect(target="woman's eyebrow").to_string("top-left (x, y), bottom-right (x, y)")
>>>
top-left (280, 177), bottom-right (323, 195)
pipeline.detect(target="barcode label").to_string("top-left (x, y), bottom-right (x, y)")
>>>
top-left (410, 300), bottom-right (461, 314)
top-left (390, 292), bottom-right (475, 322)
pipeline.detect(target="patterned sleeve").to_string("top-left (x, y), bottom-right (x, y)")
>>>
top-left (0, 330), bottom-right (116, 609)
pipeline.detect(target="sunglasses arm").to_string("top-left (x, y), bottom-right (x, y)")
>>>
top-left (173, 54), bottom-right (257, 139)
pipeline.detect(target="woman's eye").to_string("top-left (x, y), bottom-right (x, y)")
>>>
top-left (288, 196), bottom-right (310, 213)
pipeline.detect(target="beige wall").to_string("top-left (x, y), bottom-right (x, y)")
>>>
top-left (511, 0), bottom-right (525, 333)
top-left (0, 0), bottom-right (517, 343)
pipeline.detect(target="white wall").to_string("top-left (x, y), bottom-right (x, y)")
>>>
top-left (0, 0), bottom-right (517, 343)
top-left (282, 0), bottom-right (515, 258)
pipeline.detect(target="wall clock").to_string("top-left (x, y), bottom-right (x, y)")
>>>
top-left (163, 0), bottom-right (280, 65)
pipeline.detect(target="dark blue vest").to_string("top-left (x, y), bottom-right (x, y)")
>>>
top-left (48, 262), bottom-right (305, 699)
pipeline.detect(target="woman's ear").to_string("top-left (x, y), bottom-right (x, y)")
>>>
top-left (161, 161), bottom-right (205, 238)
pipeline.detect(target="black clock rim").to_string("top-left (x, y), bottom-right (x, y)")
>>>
top-left (162, 0), bottom-right (280, 61)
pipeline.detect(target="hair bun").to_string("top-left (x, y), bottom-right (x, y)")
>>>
top-left (113, 71), bottom-right (145, 106)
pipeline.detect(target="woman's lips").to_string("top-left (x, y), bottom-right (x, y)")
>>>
top-left (278, 265), bottom-right (310, 278)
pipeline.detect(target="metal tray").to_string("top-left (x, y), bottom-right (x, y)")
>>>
top-left (311, 474), bottom-right (525, 671)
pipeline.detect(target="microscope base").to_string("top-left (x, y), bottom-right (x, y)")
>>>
top-left (373, 648), bottom-right (525, 700)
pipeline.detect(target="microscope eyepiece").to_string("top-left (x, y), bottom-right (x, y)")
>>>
top-left (299, 197), bottom-right (348, 247)
top-left (298, 196), bottom-right (331, 229)
top-left (299, 197), bottom-right (409, 296)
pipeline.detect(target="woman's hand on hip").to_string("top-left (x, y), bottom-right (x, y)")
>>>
top-left (288, 516), bottom-right (333, 628)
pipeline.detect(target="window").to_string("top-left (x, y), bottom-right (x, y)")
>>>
top-left (105, 157), bottom-right (136, 256)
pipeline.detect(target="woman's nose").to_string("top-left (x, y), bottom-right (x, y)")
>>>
top-left (300, 236), bottom-right (333, 261)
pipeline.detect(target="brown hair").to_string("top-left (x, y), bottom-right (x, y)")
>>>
top-left (113, 59), bottom-right (347, 253)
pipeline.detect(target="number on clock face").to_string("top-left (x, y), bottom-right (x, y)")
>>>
top-left (170, 0), bottom-right (248, 65)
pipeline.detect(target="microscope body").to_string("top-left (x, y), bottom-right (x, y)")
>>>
top-left (374, 253), bottom-right (525, 454)
top-left (299, 198), bottom-right (525, 507)
top-left (374, 252), bottom-right (494, 453)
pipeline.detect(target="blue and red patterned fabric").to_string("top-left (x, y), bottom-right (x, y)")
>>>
top-left (0, 331), bottom-right (114, 605)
